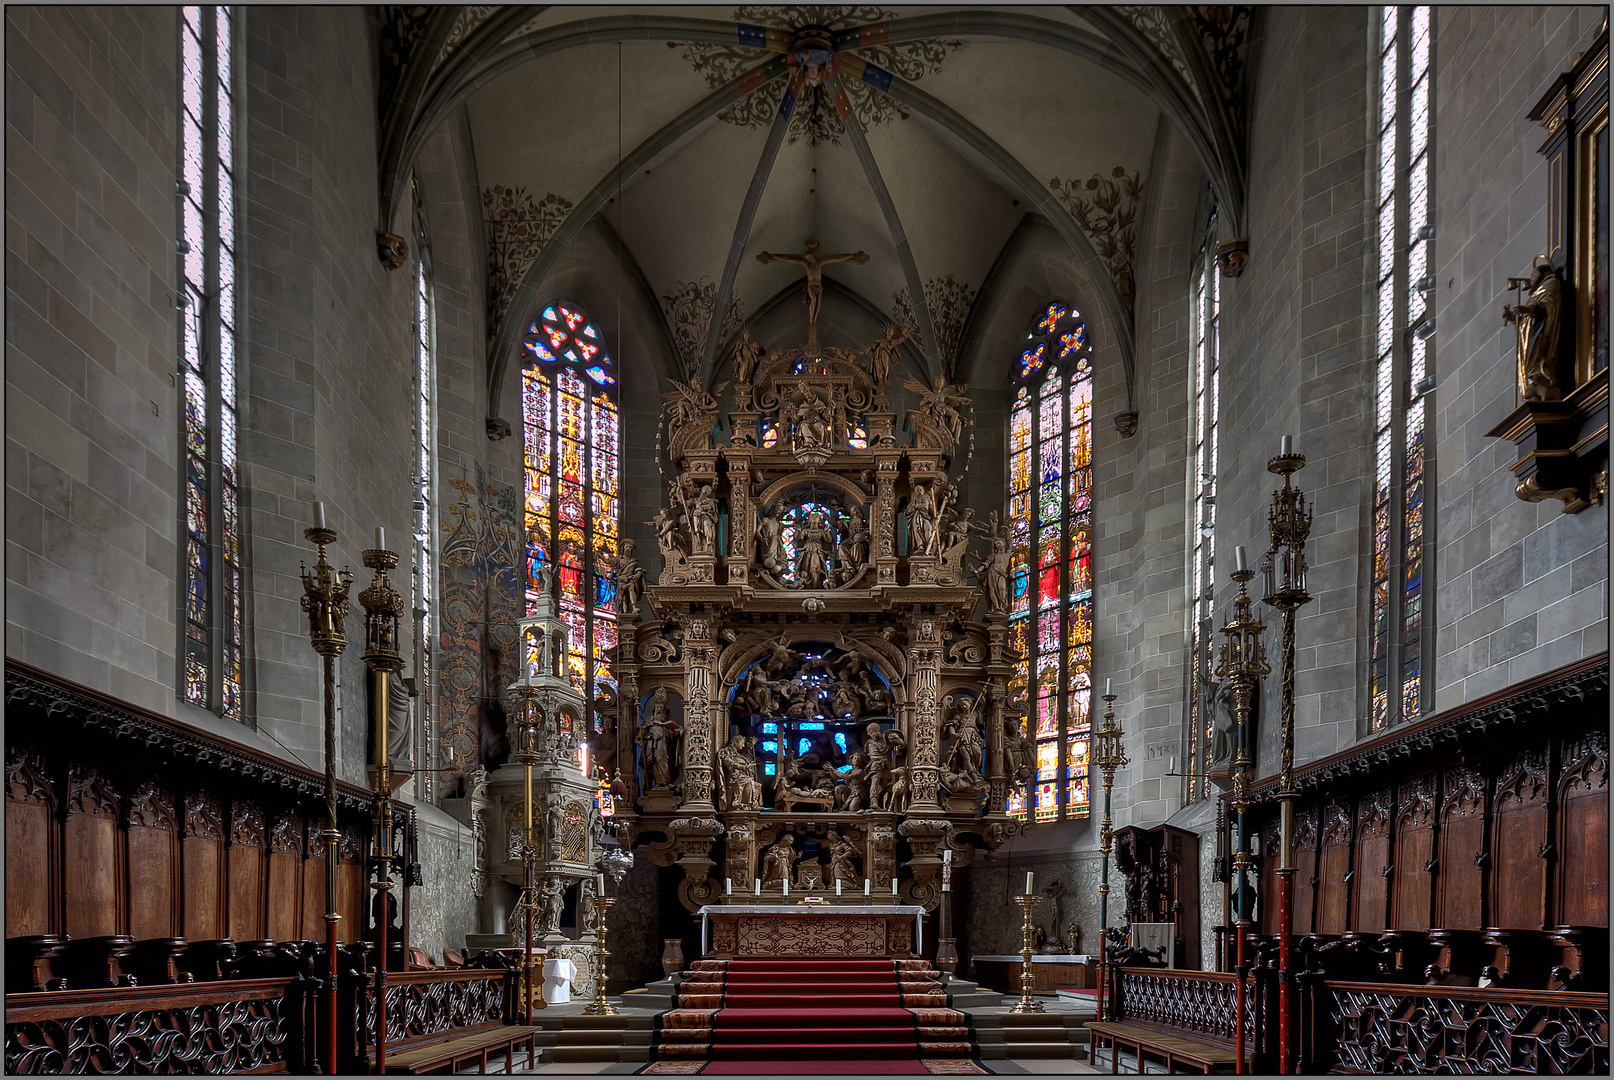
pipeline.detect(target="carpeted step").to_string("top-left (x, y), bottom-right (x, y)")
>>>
top-left (709, 1040), bottom-right (924, 1061)
top-left (706, 1007), bottom-right (920, 1027)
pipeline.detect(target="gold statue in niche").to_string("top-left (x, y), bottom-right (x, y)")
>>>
top-left (1503, 256), bottom-right (1565, 401)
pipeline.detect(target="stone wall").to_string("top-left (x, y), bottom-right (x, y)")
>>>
top-left (5, 7), bottom-right (182, 716)
top-left (963, 852), bottom-right (1120, 966)
top-left (408, 804), bottom-right (482, 963)
top-left (1430, 6), bottom-right (1608, 710)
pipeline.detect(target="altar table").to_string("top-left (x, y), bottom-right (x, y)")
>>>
top-left (696, 904), bottom-right (925, 959)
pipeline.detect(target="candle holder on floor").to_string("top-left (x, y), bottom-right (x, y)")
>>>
top-left (1011, 895), bottom-right (1046, 1014)
top-left (582, 895), bottom-right (618, 1016)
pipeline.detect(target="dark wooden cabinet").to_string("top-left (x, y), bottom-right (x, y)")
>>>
top-left (1113, 824), bottom-right (1200, 968)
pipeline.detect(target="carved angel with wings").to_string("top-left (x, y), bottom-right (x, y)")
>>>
top-left (902, 373), bottom-right (972, 445)
top-left (662, 378), bottom-right (729, 446)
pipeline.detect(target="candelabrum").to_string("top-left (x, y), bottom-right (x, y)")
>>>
top-left (358, 543), bottom-right (404, 1075)
top-left (299, 525), bottom-right (352, 1076)
top-left (1265, 447), bottom-right (1312, 1074)
top-left (510, 699), bottom-right (544, 1023)
top-left (1090, 691), bottom-right (1129, 1022)
top-left (1216, 561), bottom-right (1268, 1075)
top-left (1011, 895), bottom-right (1046, 1014)
top-left (582, 893), bottom-right (619, 1016)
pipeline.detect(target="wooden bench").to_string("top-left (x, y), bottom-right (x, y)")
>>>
top-left (1086, 966), bottom-right (1269, 1074)
top-left (363, 968), bottom-right (538, 1075)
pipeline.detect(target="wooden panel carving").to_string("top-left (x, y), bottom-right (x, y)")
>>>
top-left (338, 831), bottom-right (364, 943)
top-left (1293, 808), bottom-right (1319, 937)
top-left (1492, 751), bottom-right (1549, 929)
top-left (1435, 766), bottom-right (1486, 929)
top-left (6, 750), bottom-right (56, 937)
top-left (1392, 776), bottom-right (1436, 931)
top-left (1317, 803), bottom-right (1353, 934)
top-left (301, 825), bottom-right (328, 942)
top-left (1558, 729), bottom-right (1609, 927)
top-left (266, 815), bottom-right (303, 943)
top-left (1260, 818), bottom-right (1281, 935)
top-left (228, 802), bottom-right (266, 942)
top-left (64, 766), bottom-right (120, 939)
top-left (182, 792), bottom-right (225, 942)
top-left (126, 781), bottom-right (179, 941)
top-left (1352, 789), bottom-right (1393, 931)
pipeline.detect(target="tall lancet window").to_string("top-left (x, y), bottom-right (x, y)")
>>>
top-left (522, 304), bottom-right (621, 726)
top-left (178, 6), bottom-right (242, 719)
top-left (1185, 218), bottom-right (1221, 802)
top-left (411, 181), bottom-right (437, 800)
top-left (1370, 5), bottom-right (1436, 732)
top-left (1007, 302), bottom-right (1094, 822)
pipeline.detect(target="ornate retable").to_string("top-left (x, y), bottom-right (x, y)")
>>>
top-left (696, 904), bottom-right (925, 959)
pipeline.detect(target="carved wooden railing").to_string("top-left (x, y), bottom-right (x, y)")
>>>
top-left (4, 977), bottom-right (298, 1074)
top-left (1111, 965), bottom-right (1275, 1069)
top-left (1310, 980), bottom-right (1610, 1074)
top-left (359, 968), bottom-right (514, 1054)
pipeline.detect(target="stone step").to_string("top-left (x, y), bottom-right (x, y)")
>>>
top-left (1001, 1041), bottom-right (1084, 1059)
top-left (546, 1043), bottom-right (650, 1063)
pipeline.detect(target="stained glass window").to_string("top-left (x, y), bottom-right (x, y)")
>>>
top-left (179, 6), bottom-right (241, 719)
top-left (412, 181), bottom-right (437, 800)
top-left (1371, 6), bottom-right (1435, 733)
top-left (1007, 303), bottom-right (1094, 822)
top-left (1185, 214), bottom-right (1220, 803)
top-left (523, 304), bottom-right (620, 734)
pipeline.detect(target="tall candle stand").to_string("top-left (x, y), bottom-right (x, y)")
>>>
top-left (1090, 690), bottom-right (1129, 1024)
top-left (1010, 895), bottom-right (1046, 1014)
top-left (1215, 557), bottom-right (1269, 1075)
top-left (582, 891), bottom-right (619, 1016)
top-left (358, 542), bottom-right (405, 1075)
top-left (1265, 446), bottom-right (1312, 1075)
top-left (509, 684), bottom-right (544, 1023)
top-left (299, 524), bottom-right (352, 1075)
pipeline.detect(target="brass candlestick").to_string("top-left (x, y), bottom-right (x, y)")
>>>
top-left (1011, 895), bottom-right (1045, 1013)
top-left (1265, 447), bottom-right (1312, 1075)
top-left (1090, 690), bottom-right (1128, 1022)
top-left (1215, 557), bottom-right (1268, 1075)
top-left (582, 894), bottom-right (618, 1016)
top-left (300, 524), bottom-right (352, 1076)
top-left (359, 543), bottom-right (404, 1075)
top-left (510, 692), bottom-right (544, 1022)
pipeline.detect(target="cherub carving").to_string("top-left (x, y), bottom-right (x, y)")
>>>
top-left (902, 373), bottom-right (971, 446)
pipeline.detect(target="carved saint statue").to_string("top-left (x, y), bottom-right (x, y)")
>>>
top-left (943, 693), bottom-right (986, 781)
top-left (761, 833), bottom-right (799, 885)
top-left (790, 387), bottom-right (834, 452)
top-left (1004, 711), bottom-right (1035, 785)
top-left (653, 507), bottom-right (689, 565)
top-left (793, 510), bottom-right (834, 588)
top-left (637, 688), bottom-right (681, 790)
top-left (866, 325), bottom-right (911, 388)
top-left (539, 876), bottom-right (565, 934)
top-left (578, 879), bottom-right (597, 933)
top-left (732, 329), bottom-right (765, 386)
top-left (826, 829), bottom-right (859, 883)
top-left (907, 481), bottom-right (940, 557)
top-left (612, 538), bottom-right (646, 614)
top-left (836, 518), bottom-right (870, 583)
top-left (716, 735), bottom-right (763, 811)
top-left (1503, 258), bottom-right (1565, 402)
top-left (969, 537), bottom-right (1012, 614)
top-left (690, 485), bottom-right (719, 556)
top-left (756, 509), bottom-right (787, 574)
top-left (756, 239), bottom-right (870, 346)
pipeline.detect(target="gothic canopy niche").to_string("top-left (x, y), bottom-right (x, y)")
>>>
top-left (377, 6), bottom-right (1261, 412)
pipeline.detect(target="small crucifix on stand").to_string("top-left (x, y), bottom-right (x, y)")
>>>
top-left (1042, 880), bottom-right (1067, 951)
top-left (757, 238), bottom-right (869, 346)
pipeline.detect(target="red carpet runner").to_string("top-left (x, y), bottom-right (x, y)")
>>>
top-left (653, 958), bottom-right (976, 1065)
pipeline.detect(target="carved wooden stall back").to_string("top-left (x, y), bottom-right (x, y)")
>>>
top-left (1558, 728), bottom-right (1608, 927)
top-left (1391, 775), bottom-right (1436, 931)
top-left (1234, 654), bottom-right (1607, 980)
top-left (3, 660), bottom-right (386, 959)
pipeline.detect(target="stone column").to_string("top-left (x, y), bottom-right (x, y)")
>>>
top-left (679, 616), bottom-right (718, 811)
top-left (873, 458), bottom-right (900, 586)
top-left (726, 463), bottom-right (751, 586)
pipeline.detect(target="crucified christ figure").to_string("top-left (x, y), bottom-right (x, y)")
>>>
top-left (757, 238), bottom-right (869, 346)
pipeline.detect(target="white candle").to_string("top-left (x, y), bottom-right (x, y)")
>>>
top-left (864, 879), bottom-right (871, 897)
top-left (754, 878), bottom-right (762, 895)
top-left (374, 527), bottom-right (386, 551)
top-left (595, 873), bottom-right (605, 894)
top-left (942, 848), bottom-right (952, 865)
top-left (1104, 677), bottom-right (1112, 698)
top-left (1281, 435), bottom-right (1293, 457)
top-left (891, 879), bottom-right (899, 896)
top-left (1170, 757), bottom-right (1176, 774)
top-left (1025, 872), bottom-right (1034, 895)
top-left (312, 501), bottom-right (326, 529)
top-left (725, 877), bottom-right (733, 896)
top-left (836, 880), bottom-right (842, 896)
top-left (943, 880), bottom-right (950, 893)
top-left (1234, 545), bottom-right (1248, 574)
top-left (782, 880), bottom-right (789, 896)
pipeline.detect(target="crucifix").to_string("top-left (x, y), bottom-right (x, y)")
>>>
top-left (757, 238), bottom-right (869, 346)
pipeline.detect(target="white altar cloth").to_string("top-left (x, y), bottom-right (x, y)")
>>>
top-left (542, 957), bottom-right (577, 1003)
top-left (696, 904), bottom-right (926, 958)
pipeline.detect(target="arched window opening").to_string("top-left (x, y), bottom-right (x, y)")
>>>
top-left (1007, 302), bottom-right (1094, 822)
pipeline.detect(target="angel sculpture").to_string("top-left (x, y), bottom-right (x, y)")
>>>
top-left (902, 373), bottom-right (972, 446)
top-left (662, 377), bottom-right (729, 446)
